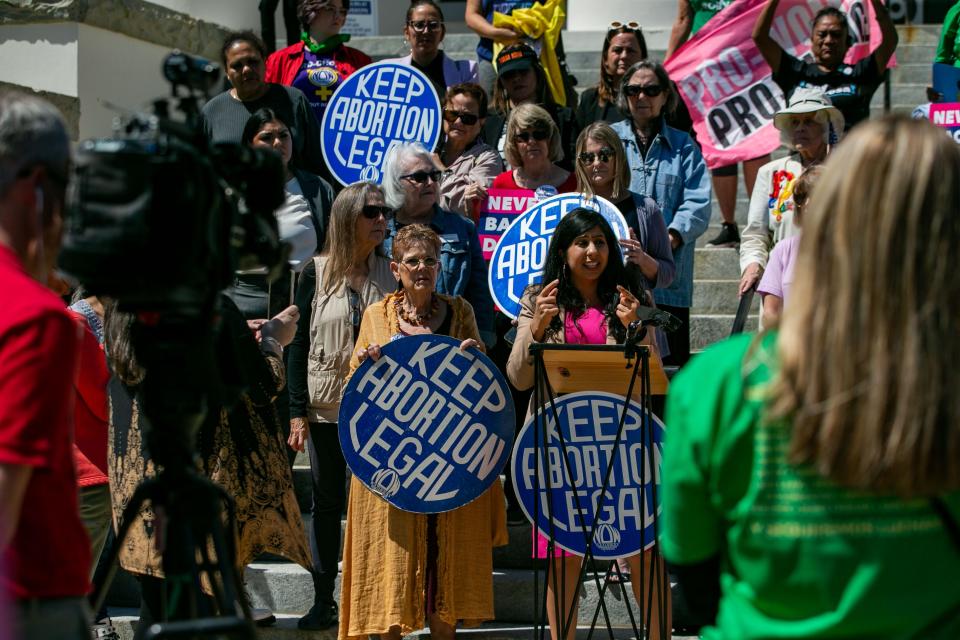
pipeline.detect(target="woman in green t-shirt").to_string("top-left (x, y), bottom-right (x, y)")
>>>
top-left (661, 116), bottom-right (960, 638)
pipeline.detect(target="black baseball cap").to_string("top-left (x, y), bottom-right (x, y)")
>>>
top-left (496, 44), bottom-right (538, 76)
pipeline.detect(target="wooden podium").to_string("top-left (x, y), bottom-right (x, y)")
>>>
top-left (525, 341), bottom-right (671, 640)
top-left (537, 343), bottom-right (669, 398)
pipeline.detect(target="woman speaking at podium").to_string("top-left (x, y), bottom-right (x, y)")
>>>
top-left (506, 208), bottom-right (670, 640)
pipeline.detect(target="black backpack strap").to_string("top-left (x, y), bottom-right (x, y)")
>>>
top-left (930, 496), bottom-right (960, 553)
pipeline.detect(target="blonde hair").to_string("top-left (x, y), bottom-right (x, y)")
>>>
top-left (574, 122), bottom-right (631, 201)
top-left (320, 181), bottom-right (385, 295)
top-left (503, 103), bottom-right (563, 168)
top-left (770, 116), bottom-right (960, 497)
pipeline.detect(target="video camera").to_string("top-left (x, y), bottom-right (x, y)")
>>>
top-left (58, 53), bottom-right (292, 637)
top-left (59, 51), bottom-right (286, 316)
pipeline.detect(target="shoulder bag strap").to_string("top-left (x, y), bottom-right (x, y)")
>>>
top-left (931, 497), bottom-right (960, 553)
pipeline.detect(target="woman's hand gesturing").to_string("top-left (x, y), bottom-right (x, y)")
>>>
top-left (531, 279), bottom-right (560, 341)
top-left (616, 285), bottom-right (642, 328)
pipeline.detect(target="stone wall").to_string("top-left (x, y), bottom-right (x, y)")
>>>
top-left (0, 0), bottom-right (229, 60)
top-left (0, 79), bottom-right (79, 138)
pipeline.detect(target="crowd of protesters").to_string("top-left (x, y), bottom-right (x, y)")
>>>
top-left (4, 1), bottom-right (959, 640)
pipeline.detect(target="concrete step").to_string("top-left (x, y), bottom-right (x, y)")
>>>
top-left (870, 82), bottom-right (928, 108)
top-left (893, 24), bottom-right (943, 43)
top-left (247, 560), bottom-right (679, 627)
top-left (890, 62), bottom-right (934, 84)
top-left (352, 33), bottom-right (478, 59)
top-left (690, 313), bottom-right (759, 350)
top-left (892, 42), bottom-right (936, 65)
top-left (109, 613), bottom-right (697, 640)
top-left (692, 279), bottom-right (760, 315)
top-left (694, 246), bottom-right (740, 280)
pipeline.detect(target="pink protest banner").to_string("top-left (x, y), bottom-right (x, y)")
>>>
top-left (665, 0), bottom-right (893, 169)
top-left (929, 103), bottom-right (960, 143)
top-left (477, 188), bottom-right (537, 260)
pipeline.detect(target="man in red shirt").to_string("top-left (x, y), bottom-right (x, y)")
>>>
top-left (0, 90), bottom-right (91, 639)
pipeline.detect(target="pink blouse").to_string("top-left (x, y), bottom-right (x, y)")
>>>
top-left (563, 306), bottom-right (607, 345)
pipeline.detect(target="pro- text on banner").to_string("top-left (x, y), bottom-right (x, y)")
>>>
top-left (665, 0), bottom-right (892, 169)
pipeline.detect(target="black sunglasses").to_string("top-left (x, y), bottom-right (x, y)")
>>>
top-left (401, 170), bottom-right (442, 184)
top-left (361, 205), bottom-right (393, 219)
top-left (578, 148), bottom-right (615, 165)
top-left (623, 84), bottom-right (663, 98)
top-left (443, 109), bottom-right (480, 126)
top-left (515, 129), bottom-right (549, 143)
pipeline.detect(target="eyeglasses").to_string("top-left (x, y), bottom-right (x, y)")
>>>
top-left (319, 6), bottom-right (348, 19)
top-left (608, 20), bottom-right (642, 33)
top-left (401, 170), bottom-right (442, 184)
top-left (578, 148), bottom-right (615, 165)
top-left (623, 83), bottom-right (663, 98)
top-left (443, 109), bottom-right (480, 126)
top-left (515, 129), bottom-right (549, 143)
top-left (408, 19), bottom-right (443, 33)
top-left (361, 205), bottom-right (393, 219)
top-left (400, 257), bottom-right (439, 269)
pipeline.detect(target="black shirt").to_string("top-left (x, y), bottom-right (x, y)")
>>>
top-left (200, 83), bottom-right (326, 175)
top-left (576, 87), bottom-right (628, 127)
top-left (411, 53), bottom-right (448, 101)
top-left (772, 53), bottom-right (883, 130)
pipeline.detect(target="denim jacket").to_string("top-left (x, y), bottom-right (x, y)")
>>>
top-left (611, 119), bottom-right (711, 308)
top-left (384, 206), bottom-right (495, 346)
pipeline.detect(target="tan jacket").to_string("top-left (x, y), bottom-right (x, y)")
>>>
top-left (305, 254), bottom-right (395, 422)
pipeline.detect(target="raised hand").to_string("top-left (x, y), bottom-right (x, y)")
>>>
top-left (531, 279), bottom-right (561, 341)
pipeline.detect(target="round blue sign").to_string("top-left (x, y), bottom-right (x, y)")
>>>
top-left (339, 334), bottom-right (515, 513)
top-left (511, 391), bottom-right (665, 559)
top-left (320, 61), bottom-right (442, 186)
top-left (487, 194), bottom-right (630, 320)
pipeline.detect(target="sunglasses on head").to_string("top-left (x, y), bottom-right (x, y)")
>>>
top-left (515, 129), bottom-right (549, 143)
top-left (443, 109), bottom-right (480, 126)
top-left (408, 19), bottom-right (443, 33)
top-left (608, 20), bottom-right (642, 33)
top-left (361, 205), bottom-right (392, 219)
top-left (401, 170), bottom-right (442, 184)
top-left (623, 83), bottom-right (663, 98)
top-left (578, 148), bottom-right (615, 165)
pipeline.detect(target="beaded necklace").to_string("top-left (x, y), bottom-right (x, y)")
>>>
top-left (394, 291), bottom-right (439, 326)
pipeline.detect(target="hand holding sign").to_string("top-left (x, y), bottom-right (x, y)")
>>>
top-left (339, 334), bottom-right (515, 513)
top-left (619, 228), bottom-right (647, 268)
top-left (356, 342), bottom-right (383, 364)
